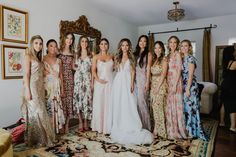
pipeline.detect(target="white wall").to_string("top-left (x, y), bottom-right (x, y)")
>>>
top-left (139, 14), bottom-right (236, 82)
top-left (0, 0), bottom-right (138, 127)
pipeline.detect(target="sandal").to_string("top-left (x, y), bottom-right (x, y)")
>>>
top-left (230, 128), bottom-right (236, 133)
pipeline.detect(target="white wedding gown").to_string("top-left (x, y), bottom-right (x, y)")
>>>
top-left (110, 60), bottom-right (153, 145)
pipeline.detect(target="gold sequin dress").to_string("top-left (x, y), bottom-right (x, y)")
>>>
top-left (21, 59), bottom-right (55, 147)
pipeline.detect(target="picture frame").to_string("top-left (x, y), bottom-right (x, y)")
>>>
top-left (0, 5), bottom-right (28, 43)
top-left (1, 44), bottom-right (27, 79)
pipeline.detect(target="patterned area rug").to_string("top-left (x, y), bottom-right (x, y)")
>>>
top-left (14, 118), bottom-right (218, 157)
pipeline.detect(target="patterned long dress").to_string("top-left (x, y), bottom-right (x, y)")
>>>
top-left (136, 58), bottom-right (151, 131)
top-left (21, 59), bottom-right (55, 147)
top-left (73, 57), bottom-right (92, 120)
top-left (44, 59), bottom-right (65, 134)
top-left (182, 55), bottom-right (207, 140)
top-left (58, 54), bottom-right (75, 119)
top-left (150, 62), bottom-right (167, 138)
top-left (166, 52), bottom-right (187, 139)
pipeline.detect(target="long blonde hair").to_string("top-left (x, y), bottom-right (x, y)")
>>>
top-left (180, 39), bottom-right (193, 55)
top-left (115, 38), bottom-right (136, 70)
top-left (25, 35), bottom-right (43, 61)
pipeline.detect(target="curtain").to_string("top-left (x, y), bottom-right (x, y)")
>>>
top-left (148, 33), bottom-right (154, 53)
top-left (202, 29), bottom-right (212, 82)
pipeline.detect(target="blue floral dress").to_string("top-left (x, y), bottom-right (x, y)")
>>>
top-left (182, 55), bottom-right (207, 140)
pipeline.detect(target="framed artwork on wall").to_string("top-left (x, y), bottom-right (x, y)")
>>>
top-left (0, 5), bottom-right (28, 43)
top-left (1, 44), bottom-right (27, 79)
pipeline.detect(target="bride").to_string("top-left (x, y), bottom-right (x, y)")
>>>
top-left (110, 38), bottom-right (153, 145)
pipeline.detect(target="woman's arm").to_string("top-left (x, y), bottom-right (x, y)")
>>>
top-left (42, 57), bottom-right (50, 77)
top-left (24, 55), bottom-right (32, 101)
top-left (90, 58), bottom-right (94, 91)
top-left (72, 54), bottom-right (78, 70)
top-left (174, 52), bottom-right (182, 92)
top-left (145, 52), bottom-right (152, 92)
top-left (185, 62), bottom-right (195, 97)
top-left (59, 59), bottom-right (65, 96)
top-left (131, 65), bottom-right (135, 93)
top-left (156, 58), bottom-right (168, 92)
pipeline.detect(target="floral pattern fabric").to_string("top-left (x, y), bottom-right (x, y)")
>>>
top-left (182, 55), bottom-right (207, 140)
top-left (150, 62), bottom-right (167, 138)
top-left (44, 59), bottom-right (65, 134)
top-left (58, 54), bottom-right (75, 119)
top-left (166, 52), bottom-right (187, 139)
top-left (73, 57), bottom-right (92, 120)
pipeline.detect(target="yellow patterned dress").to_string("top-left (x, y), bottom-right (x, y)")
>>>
top-left (21, 59), bottom-right (55, 147)
top-left (150, 62), bottom-right (167, 138)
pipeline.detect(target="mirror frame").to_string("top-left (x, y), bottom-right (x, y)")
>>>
top-left (59, 15), bottom-right (101, 51)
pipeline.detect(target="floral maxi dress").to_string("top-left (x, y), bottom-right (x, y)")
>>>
top-left (182, 55), bottom-right (207, 140)
top-left (44, 59), bottom-right (65, 134)
top-left (150, 62), bottom-right (167, 138)
top-left (73, 57), bottom-right (92, 120)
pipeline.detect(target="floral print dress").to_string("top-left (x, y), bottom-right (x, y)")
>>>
top-left (150, 62), bottom-right (167, 138)
top-left (166, 52), bottom-right (187, 139)
top-left (58, 54), bottom-right (75, 119)
top-left (73, 57), bottom-right (92, 120)
top-left (44, 59), bottom-right (65, 134)
top-left (182, 55), bottom-right (207, 140)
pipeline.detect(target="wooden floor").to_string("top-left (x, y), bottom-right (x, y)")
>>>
top-left (213, 126), bottom-right (236, 157)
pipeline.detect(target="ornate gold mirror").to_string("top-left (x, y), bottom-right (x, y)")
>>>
top-left (59, 15), bottom-right (101, 52)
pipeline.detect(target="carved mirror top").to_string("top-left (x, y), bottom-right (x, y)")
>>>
top-left (59, 15), bottom-right (101, 47)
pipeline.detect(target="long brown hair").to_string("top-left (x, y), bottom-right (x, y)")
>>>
top-left (115, 38), bottom-right (136, 70)
top-left (77, 35), bottom-right (91, 58)
top-left (59, 32), bottom-right (75, 53)
top-left (153, 41), bottom-right (165, 65)
top-left (25, 35), bottom-right (43, 61)
top-left (167, 35), bottom-right (180, 52)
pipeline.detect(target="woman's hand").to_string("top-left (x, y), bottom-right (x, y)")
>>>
top-left (144, 82), bottom-right (149, 93)
top-left (185, 89), bottom-right (190, 98)
top-left (60, 90), bottom-right (65, 97)
top-left (172, 85), bottom-right (177, 94)
top-left (98, 79), bottom-right (108, 84)
top-left (131, 83), bottom-right (134, 93)
top-left (26, 90), bottom-right (32, 101)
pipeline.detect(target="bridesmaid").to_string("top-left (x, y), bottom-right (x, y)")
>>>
top-left (150, 41), bottom-right (168, 138)
top-left (91, 38), bottom-right (114, 134)
top-left (58, 32), bottom-right (76, 133)
top-left (166, 36), bottom-right (188, 139)
top-left (43, 39), bottom-right (65, 134)
top-left (22, 35), bottom-right (55, 147)
top-left (73, 35), bottom-right (93, 132)
top-left (134, 35), bottom-right (152, 131)
top-left (180, 39), bottom-right (207, 140)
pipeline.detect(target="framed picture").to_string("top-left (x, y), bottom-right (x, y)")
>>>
top-left (0, 5), bottom-right (28, 43)
top-left (1, 44), bottom-right (27, 79)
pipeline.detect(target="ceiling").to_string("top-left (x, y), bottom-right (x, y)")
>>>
top-left (86, 0), bottom-right (236, 26)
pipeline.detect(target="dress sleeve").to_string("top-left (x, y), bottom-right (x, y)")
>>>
top-left (188, 55), bottom-right (197, 68)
